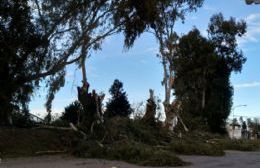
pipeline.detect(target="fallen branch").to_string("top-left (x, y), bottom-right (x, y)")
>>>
top-left (69, 123), bottom-right (87, 139)
top-left (36, 125), bottom-right (73, 130)
top-left (35, 150), bottom-right (67, 155)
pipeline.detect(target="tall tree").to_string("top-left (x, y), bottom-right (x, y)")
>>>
top-left (149, 0), bottom-right (204, 130)
top-left (1, 0), bottom-right (206, 121)
top-left (31, 0), bottom-right (205, 114)
top-left (0, 0), bottom-right (48, 125)
top-left (172, 14), bottom-right (246, 133)
top-left (105, 79), bottom-right (132, 118)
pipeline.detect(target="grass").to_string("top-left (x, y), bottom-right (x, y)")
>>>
top-left (0, 128), bottom-right (78, 158)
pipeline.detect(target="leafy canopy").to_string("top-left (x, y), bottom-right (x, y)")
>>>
top-left (0, 0), bottom-right (48, 124)
top-left (173, 13), bottom-right (246, 133)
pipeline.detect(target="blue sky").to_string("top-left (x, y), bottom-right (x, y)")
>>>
top-left (30, 0), bottom-right (260, 119)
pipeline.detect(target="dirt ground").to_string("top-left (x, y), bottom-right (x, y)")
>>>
top-left (1, 151), bottom-right (260, 168)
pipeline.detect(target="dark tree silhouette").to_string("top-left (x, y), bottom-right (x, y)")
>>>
top-left (0, 0), bottom-right (48, 125)
top-left (105, 79), bottom-right (133, 118)
top-left (61, 101), bottom-right (83, 125)
top-left (172, 14), bottom-right (246, 133)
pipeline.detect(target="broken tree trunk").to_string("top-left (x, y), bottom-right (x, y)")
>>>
top-left (77, 53), bottom-right (105, 133)
top-left (142, 89), bottom-right (156, 125)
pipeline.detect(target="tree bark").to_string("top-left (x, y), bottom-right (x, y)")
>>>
top-left (202, 88), bottom-right (206, 110)
top-left (81, 57), bottom-right (87, 84)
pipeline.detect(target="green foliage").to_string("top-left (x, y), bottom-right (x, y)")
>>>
top-left (11, 110), bottom-right (35, 128)
top-left (171, 140), bottom-right (224, 156)
top-left (105, 80), bottom-right (133, 118)
top-left (173, 14), bottom-right (246, 133)
top-left (74, 139), bottom-right (187, 167)
top-left (169, 131), bottom-right (225, 156)
top-left (141, 150), bottom-right (188, 167)
top-left (0, 0), bottom-right (205, 119)
top-left (71, 117), bottom-right (188, 166)
top-left (0, 0), bottom-right (48, 125)
top-left (220, 139), bottom-right (260, 151)
top-left (61, 101), bottom-right (83, 125)
top-left (102, 117), bottom-right (170, 145)
top-left (114, 0), bottom-right (204, 47)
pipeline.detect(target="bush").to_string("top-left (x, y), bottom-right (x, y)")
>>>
top-left (220, 139), bottom-right (260, 151)
top-left (170, 139), bottom-right (224, 156)
top-left (60, 101), bottom-right (83, 125)
top-left (103, 117), bottom-right (168, 145)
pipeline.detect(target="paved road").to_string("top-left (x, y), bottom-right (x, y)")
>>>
top-left (180, 151), bottom-right (260, 168)
top-left (1, 151), bottom-right (260, 168)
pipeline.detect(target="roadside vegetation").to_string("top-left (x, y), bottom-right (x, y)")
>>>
top-left (1, 0), bottom-right (260, 167)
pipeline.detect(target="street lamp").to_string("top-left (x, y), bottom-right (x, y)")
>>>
top-left (231, 105), bottom-right (247, 139)
top-left (245, 0), bottom-right (260, 4)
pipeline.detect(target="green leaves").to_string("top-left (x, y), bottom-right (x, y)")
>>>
top-left (171, 13), bottom-right (247, 133)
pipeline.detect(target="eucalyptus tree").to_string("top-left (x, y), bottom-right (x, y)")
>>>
top-left (1, 0), bottom-right (207, 122)
top-left (31, 0), bottom-right (123, 114)
top-left (31, 0), bottom-right (205, 116)
top-left (148, 0), bottom-right (204, 130)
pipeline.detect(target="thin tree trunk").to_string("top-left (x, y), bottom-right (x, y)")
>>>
top-left (202, 88), bottom-right (206, 109)
top-left (81, 57), bottom-right (87, 84)
top-left (162, 58), bottom-right (176, 130)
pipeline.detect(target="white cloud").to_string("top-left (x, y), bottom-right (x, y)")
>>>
top-left (190, 16), bottom-right (198, 20)
top-left (144, 47), bottom-right (158, 54)
top-left (246, 13), bottom-right (260, 24)
top-left (238, 13), bottom-right (260, 45)
top-left (53, 97), bottom-right (77, 103)
top-left (203, 5), bottom-right (216, 12)
top-left (30, 108), bottom-right (63, 118)
top-left (234, 82), bottom-right (260, 89)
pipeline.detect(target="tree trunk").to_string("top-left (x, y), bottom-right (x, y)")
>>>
top-left (81, 57), bottom-right (87, 85)
top-left (202, 88), bottom-right (206, 110)
top-left (162, 58), bottom-right (176, 130)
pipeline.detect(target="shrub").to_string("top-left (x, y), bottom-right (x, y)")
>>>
top-left (170, 139), bottom-right (224, 156)
top-left (61, 101), bottom-right (83, 125)
top-left (220, 139), bottom-right (260, 151)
